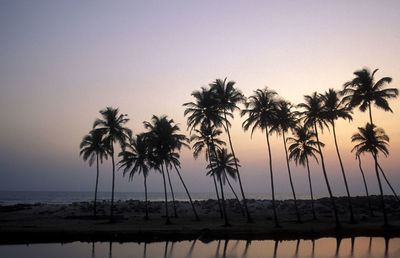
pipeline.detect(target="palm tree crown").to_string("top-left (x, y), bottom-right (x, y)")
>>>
top-left (322, 88), bottom-right (353, 124)
top-left (351, 123), bottom-right (390, 157)
top-left (210, 78), bottom-right (245, 115)
top-left (207, 148), bottom-right (239, 182)
top-left (298, 92), bottom-right (327, 130)
top-left (118, 133), bottom-right (149, 181)
top-left (80, 128), bottom-right (108, 166)
top-left (190, 122), bottom-right (225, 160)
top-left (241, 88), bottom-right (278, 135)
top-left (287, 126), bottom-right (322, 167)
top-left (270, 100), bottom-right (298, 134)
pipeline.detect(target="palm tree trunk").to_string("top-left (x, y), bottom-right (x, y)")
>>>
top-left (282, 131), bottom-right (301, 223)
top-left (110, 145), bottom-right (115, 223)
top-left (94, 154), bottom-right (99, 218)
top-left (372, 153), bottom-right (389, 226)
top-left (207, 142), bottom-right (224, 219)
top-left (265, 128), bottom-right (280, 227)
top-left (314, 123), bottom-right (340, 228)
top-left (378, 163), bottom-right (400, 202)
top-left (144, 175), bottom-right (149, 220)
top-left (219, 173), bottom-right (231, 227)
top-left (225, 175), bottom-right (245, 216)
top-left (306, 157), bottom-right (317, 220)
top-left (224, 112), bottom-right (253, 222)
top-left (165, 165), bottom-right (178, 218)
top-left (173, 164), bottom-right (200, 221)
top-left (357, 156), bottom-right (374, 216)
top-left (368, 102), bottom-right (373, 125)
top-left (332, 122), bottom-right (356, 223)
top-left (160, 164), bottom-right (171, 224)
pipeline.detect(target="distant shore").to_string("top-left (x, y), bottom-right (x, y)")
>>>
top-left (1, 196), bottom-right (399, 244)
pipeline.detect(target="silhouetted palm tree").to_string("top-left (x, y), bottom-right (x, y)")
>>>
top-left (190, 122), bottom-right (225, 218)
top-left (118, 133), bottom-right (150, 220)
top-left (241, 87), bottom-right (280, 227)
top-left (80, 128), bottom-right (108, 218)
top-left (287, 125), bottom-right (321, 220)
top-left (270, 100), bottom-right (301, 223)
top-left (210, 78), bottom-right (253, 222)
top-left (298, 93), bottom-right (341, 228)
top-left (144, 115), bottom-right (178, 224)
top-left (377, 164), bottom-right (400, 202)
top-left (93, 107), bottom-right (131, 222)
top-left (355, 154), bottom-right (374, 216)
top-left (342, 68), bottom-right (398, 125)
top-left (351, 123), bottom-right (390, 226)
top-left (322, 88), bottom-right (356, 223)
top-left (207, 148), bottom-right (239, 226)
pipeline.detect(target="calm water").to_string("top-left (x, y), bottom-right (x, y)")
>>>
top-left (0, 191), bottom-right (329, 206)
top-left (1, 238), bottom-right (399, 258)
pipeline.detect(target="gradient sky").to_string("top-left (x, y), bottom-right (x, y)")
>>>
top-left (1, 0), bottom-right (399, 196)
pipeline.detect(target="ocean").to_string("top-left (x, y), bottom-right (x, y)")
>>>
top-left (0, 191), bottom-right (326, 206)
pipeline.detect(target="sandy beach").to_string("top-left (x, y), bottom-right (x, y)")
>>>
top-left (1, 196), bottom-right (399, 244)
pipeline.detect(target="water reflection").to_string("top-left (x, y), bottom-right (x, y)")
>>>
top-left (1, 237), bottom-right (400, 258)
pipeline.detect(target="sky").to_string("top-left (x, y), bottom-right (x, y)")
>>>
top-left (0, 0), bottom-right (399, 196)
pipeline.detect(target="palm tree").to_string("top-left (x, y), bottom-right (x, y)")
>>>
top-left (166, 151), bottom-right (200, 221)
top-left (377, 164), bottom-right (400, 202)
top-left (241, 87), bottom-right (280, 227)
top-left (322, 88), bottom-right (356, 223)
top-left (287, 125), bottom-right (321, 220)
top-left (270, 100), bottom-right (301, 223)
top-left (79, 128), bottom-right (108, 218)
top-left (298, 93), bottom-right (341, 228)
top-left (190, 122), bottom-right (226, 218)
top-left (117, 133), bottom-right (150, 220)
top-left (355, 154), bottom-right (374, 216)
top-left (342, 68), bottom-right (398, 125)
top-left (210, 78), bottom-right (253, 222)
top-left (207, 148), bottom-right (239, 226)
top-left (93, 107), bottom-right (132, 222)
top-left (351, 123), bottom-right (390, 226)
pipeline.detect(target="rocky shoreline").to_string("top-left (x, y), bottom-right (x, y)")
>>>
top-left (1, 196), bottom-right (399, 244)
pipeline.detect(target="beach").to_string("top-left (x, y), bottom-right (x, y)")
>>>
top-left (1, 196), bottom-right (399, 244)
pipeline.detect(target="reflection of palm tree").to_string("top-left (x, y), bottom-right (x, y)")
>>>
top-left (294, 239), bottom-right (300, 258)
top-left (187, 239), bottom-right (197, 258)
top-left (335, 237), bottom-right (342, 257)
top-left (222, 239), bottom-right (229, 258)
top-left (287, 125), bottom-right (321, 220)
top-left (356, 154), bottom-right (374, 216)
top-left (273, 240), bottom-right (279, 258)
top-left (243, 240), bottom-right (251, 257)
top-left (343, 68), bottom-right (398, 125)
top-left (384, 237), bottom-right (390, 258)
top-left (270, 100), bottom-right (301, 223)
top-left (311, 239), bottom-right (315, 258)
top-left (208, 148), bottom-right (238, 226)
top-left (143, 242), bottom-right (147, 258)
top-left (80, 128), bottom-right (108, 218)
top-left (118, 133), bottom-right (150, 220)
top-left (164, 241), bottom-right (169, 258)
top-left (191, 123), bottom-right (225, 218)
top-left (350, 237), bottom-right (355, 257)
top-left (93, 107), bottom-right (132, 222)
top-left (298, 93), bottom-right (340, 228)
top-left (322, 89), bottom-right (356, 223)
top-left (241, 88), bottom-right (280, 227)
top-left (109, 242), bottom-right (112, 258)
top-left (210, 78), bottom-right (253, 222)
top-left (352, 123), bottom-right (390, 226)
top-left (91, 242), bottom-right (95, 258)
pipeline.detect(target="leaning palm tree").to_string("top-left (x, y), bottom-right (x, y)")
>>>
top-left (93, 107), bottom-right (132, 222)
top-left (351, 123), bottom-right (390, 226)
top-left (342, 68), bottom-right (398, 125)
top-left (270, 100), bottom-right (301, 223)
top-left (117, 133), bottom-right (150, 220)
top-left (322, 88), bottom-right (356, 223)
top-left (190, 122), bottom-right (226, 218)
top-left (210, 78), bottom-right (253, 222)
top-left (298, 93), bottom-right (341, 228)
top-left (80, 128), bottom-right (108, 218)
top-left (355, 154), bottom-right (374, 216)
top-left (377, 164), bottom-right (400, 203)
top-left (207, 148), bottom-right (239, 226)
top-left (241, 87), bottom-right (280, 227)
top-left (287, 125), bottom-right (322, 220)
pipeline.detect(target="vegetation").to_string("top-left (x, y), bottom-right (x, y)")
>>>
top-left (79, 67), bottom-right (398, 227)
